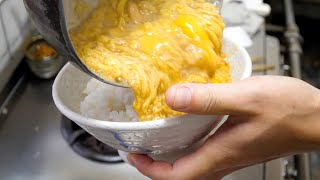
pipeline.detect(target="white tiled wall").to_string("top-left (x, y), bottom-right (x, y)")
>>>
top-left (0, 0), bottom-right (35, 90)
top-left (0, 16), bottom-right (7, 58)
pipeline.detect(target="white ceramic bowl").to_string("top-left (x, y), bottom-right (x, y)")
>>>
top-left (52, 37), bottom-right (251, 163)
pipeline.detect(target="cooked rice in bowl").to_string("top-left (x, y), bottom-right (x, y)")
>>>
top-left (80, 79), bottom-right (138, 122)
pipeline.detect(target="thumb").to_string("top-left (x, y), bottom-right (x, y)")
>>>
top-left (165, 82), bottom-right (257, 115)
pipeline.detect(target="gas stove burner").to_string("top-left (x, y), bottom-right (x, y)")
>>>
top-left (61, 116), bottom-right (123, 163)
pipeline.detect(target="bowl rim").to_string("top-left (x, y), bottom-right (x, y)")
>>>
top-left (52, 37), bottom-right (252, 130)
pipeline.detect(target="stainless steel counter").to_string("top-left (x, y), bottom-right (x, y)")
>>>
top-left (0, 72), bottom-right (149, 180)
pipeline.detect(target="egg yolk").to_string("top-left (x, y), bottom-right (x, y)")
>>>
top-left (70, 0), bottom-right (231, 121)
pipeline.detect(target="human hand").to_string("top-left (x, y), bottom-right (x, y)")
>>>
top-left (128, 76), bottom-right (320, 180)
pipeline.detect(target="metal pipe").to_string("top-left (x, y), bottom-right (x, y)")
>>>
top-left (289, 52), bottom-right (302, 79)
top-left (295, 154), bottom-right (311, 180)
top-left (284, 0), bottom-right (303, 79)
top-left (283, 1), bottom-right (310, 180)
top-left (284, 0), bottom-right (297, 28)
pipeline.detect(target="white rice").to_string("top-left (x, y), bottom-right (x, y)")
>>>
top-left (80, 78), bottom-right (138, 122)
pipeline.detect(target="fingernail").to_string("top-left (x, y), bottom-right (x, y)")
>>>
top-left (170, 86), bottom-right (192, 110)
top-left (127, 154), bottom-right (136, 166)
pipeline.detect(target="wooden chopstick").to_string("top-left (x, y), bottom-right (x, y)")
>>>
top-left (253, 65), bottom-right (275, 72)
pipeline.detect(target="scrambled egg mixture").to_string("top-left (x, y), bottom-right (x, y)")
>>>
top-left (70, 0), bottom-right (231, 121)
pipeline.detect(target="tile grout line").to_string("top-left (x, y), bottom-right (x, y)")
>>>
top-left (0, 2), bottom-right (13, 61)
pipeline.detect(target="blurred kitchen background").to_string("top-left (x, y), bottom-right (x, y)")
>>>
top-left (0, 0), bottom-right (320, 179)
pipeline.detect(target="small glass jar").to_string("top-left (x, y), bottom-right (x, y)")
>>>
top-left (25, 36), bottom-right (65, 79)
